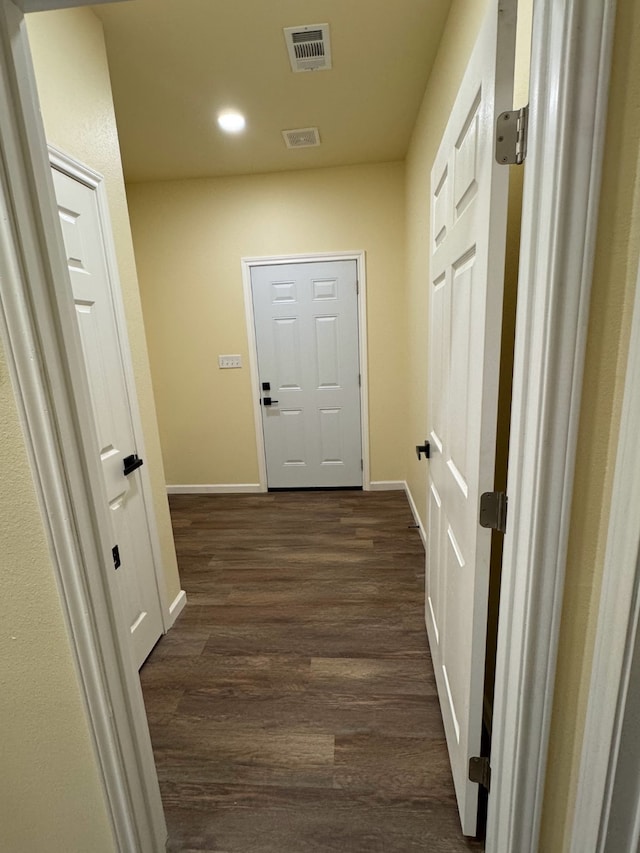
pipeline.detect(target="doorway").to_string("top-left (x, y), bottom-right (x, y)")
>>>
top-left (0, 0), bottom-right (616, 848)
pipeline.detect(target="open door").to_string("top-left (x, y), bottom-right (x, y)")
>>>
top-left (425, 0), bottom-right (516, 836)
top-left (52, 159), bottom-right (165, 670)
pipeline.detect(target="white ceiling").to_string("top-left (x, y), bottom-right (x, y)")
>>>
top-left (93, 0), bottom-right (452, 183)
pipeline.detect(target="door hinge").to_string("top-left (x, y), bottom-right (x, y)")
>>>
top-left (356, 280), bottom-right (359, 295)
top-left (112, 545), bottom-right (121, 570)
top-left (479, 491), bottom-right (508, 534)
top-left (495, 104), bottom-right (529, 165)
top-left (360, 458), bottom-right (363, 471)
top-left (358, 373), bottom-right (361, 387)
top-left (469, 756), bottom-right (491, 791)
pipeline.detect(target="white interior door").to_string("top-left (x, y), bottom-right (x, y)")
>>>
top-left (426, 0), bottom-right (515, 836)
top-left (251, 260), bottom-right (362, 489)
top-left (52, 164), bottom-right (164, 670)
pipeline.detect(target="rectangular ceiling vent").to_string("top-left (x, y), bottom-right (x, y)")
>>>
top-left (282, 127), bottom-right (321, 149)
top-left (284, 24), bottom-right (332, 72)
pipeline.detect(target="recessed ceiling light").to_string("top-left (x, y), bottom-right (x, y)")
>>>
top-left (217, 111), bottom-right (246, 134)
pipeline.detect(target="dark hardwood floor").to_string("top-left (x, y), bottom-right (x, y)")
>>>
top-left (141, 490), bottom-right (484, 852)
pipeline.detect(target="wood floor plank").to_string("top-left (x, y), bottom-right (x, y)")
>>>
top-left (139, 490), bottom-right (484, 851)
top-left (161, 785), bottom-right (483, 853)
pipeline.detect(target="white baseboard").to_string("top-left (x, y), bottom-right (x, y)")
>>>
top-left (166, 589), bottom-right (187, 629)
top-left (166, 483), bottom-right (264, 495)
top-left (403, 480), bottom-right (426, 549)
top-left (369, 480), bottom-right (405, 491)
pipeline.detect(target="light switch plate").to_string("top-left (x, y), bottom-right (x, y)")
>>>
top-left (218, 354), bottom-right (242, 369)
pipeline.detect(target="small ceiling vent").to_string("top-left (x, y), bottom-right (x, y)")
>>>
top-left (284, 24), bottom-right (332, 72)
top-left (282, 127), bottom-right (321, 149)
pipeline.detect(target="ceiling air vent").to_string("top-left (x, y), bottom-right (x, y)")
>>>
top-left (282, 128), bottom-right (321, 149)
top-left (283, 24), bottom-right (332, 72)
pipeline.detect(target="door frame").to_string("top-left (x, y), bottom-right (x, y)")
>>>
top-left (241, 251), bottom-right (370, 491)
top-left (0, 2), bottom-right (166, 850)
top-left (0, 0), bottom-right (618, 850)
top-left (569, 239), bottom-right (640, 851)
top-left (49, 144), bottom-right (170, 635)
top-left (486, 0), bottom-right (616, 849)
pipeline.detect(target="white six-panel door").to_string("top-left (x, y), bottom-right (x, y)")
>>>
top-left (426, 0), bottom-right (515, 836)
top-left (52, 165), bottom-right (164, 670)
top-left (251, 260), bottom-right (362, 489)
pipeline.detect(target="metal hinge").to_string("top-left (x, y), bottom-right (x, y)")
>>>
top-left (356, 280), bottom-right (359, 295)
top-left (360, 458), bottom-right (363, 472)
top-left (479, 491), bottom-right (508, 534)
top-left (112, 545), bottom-right (121, 570)
top-left (469, 756), bottom-right (491, 791)
top-left (495, 104), bottom-right (529, 165)
top-left (358, 373), bottom-right (361, 387)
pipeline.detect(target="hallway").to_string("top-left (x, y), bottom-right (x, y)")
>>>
top-left (140, 490), bottom-right (484, 851)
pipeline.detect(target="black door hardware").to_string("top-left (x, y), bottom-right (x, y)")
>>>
top-left (262, 381), bottom-right (271, 391)
top-left (123, 453), bottom-right (144, 476)
top-left (262, 397), bottom-right (279, 407)
top-left (112, 545), bottom-right (121, 570)
top-left (416, 441), bottom-right (431, 460)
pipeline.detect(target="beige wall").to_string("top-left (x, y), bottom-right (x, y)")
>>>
top-left (0, 343), bottom-right (114, 852)
top-left (127, 163), bottom-right (406, 486)
top-left (540, 0), bottom-right (640, 846)
top-left (27, 8), bottom-right (181, 605)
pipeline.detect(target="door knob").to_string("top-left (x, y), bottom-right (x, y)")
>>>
top-left (123, 453), bottom-right (144, 475)
top-left (416, 441), bottom-right (431, 460)
top-left (262, 397), bottom-right (279, 406)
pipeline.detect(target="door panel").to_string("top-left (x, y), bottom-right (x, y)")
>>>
top-left (251, 260), bottom-right (362, 489)
top-left (425, 0), bottom-right (515, 835)
top-left (53, 166), bottom-right (163, 670)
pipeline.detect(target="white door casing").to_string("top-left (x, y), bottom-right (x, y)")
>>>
top-left (426, 0), bottom-right (515, 835)
top-left (250, 259), bottom-right (362, 489)
top-left (52, 160), bottom-right (164, 670)
top-left (570, 242), bottom-right (640, 852)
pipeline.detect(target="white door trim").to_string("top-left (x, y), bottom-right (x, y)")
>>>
top-left (49, 144), bottom-right (171, 632)
top-left (487, 0), bottom-right (616, 850)
top-left (241, 251), bottom-right (370, 491)
top-left (0, 2), bottom-right (165, 850)
top-left (570, 246), bottom-right (640, 851)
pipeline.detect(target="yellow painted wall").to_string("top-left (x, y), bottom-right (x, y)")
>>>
top-left (539, 0), bottom-right (640, 846)
top-left (126, 163), bottom-right (406, 486)
top-left (27, 8), bottom-right (181, 605)
top-left (0, 352), bottom-right (113, 848)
